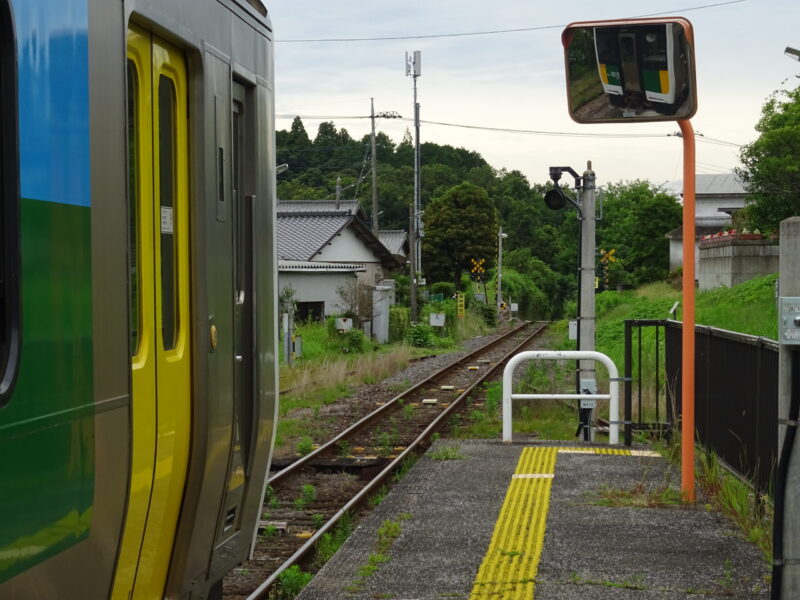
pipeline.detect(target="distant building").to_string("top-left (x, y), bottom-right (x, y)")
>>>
top-left (277, 200), bottom-right (400, 321)
top-left (664, 173), bottom-right (748, 272)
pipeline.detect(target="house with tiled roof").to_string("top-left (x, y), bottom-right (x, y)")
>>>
top-left (277, 200), bottom-right (400, 321)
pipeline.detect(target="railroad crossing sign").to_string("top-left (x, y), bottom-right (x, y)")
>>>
top-left (470, 257), bottom-right (486, 281)
top-left (599, 248), bottom-right (617, 263)
top-left (598, 248), bottom-right (617, 290)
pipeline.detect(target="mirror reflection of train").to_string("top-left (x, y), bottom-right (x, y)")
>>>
top-left (594, 23), bottom-right (690, 116)
top-left (0, 1), bottom-right (278, 599)
top-left (563, 18), bottom-right (696, 123)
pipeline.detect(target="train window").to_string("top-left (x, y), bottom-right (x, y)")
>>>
top-left (158, 75), bottom-right (178, 350)
top-left (128, 60), bottom-right (141, 356)
top-left (0, 0), bottom-right (21, 404)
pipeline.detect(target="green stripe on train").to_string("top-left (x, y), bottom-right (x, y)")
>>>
top-left (0, 198), bottom-right (94, 583)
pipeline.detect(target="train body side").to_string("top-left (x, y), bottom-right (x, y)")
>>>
top-left (0, 1), bottom-right (278, 598)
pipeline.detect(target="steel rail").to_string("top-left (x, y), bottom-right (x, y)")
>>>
top-left (268, 320), bottom-right (534, 486)
top-left (244, 322), bottom-right (547, 600)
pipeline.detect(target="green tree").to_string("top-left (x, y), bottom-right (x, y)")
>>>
top-left (737, 84), bottom-right (800, 233)
top-left (422, 183), bottom-right (498, 289)
top-left (596, 180), bottom-right (681, 285)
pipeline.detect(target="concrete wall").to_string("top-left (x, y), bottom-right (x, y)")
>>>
top-left (669, 239), bottom-right (700, 273)
top-left (279, 271), bottom-right (359, 317)
top-left (698, 239), bottom-right (779, 290)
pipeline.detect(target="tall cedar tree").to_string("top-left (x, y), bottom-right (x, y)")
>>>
top-left (422, 183), bottom-right (498, 289)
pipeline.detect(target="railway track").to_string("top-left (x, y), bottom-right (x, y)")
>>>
top-left (223, 321), bottom-right (548, 600)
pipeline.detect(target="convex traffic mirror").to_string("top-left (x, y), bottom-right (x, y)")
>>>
top-left (562, 17), bottom-right (697, 123)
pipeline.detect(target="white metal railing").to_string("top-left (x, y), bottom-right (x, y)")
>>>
top-left (502, 350), bottom-right (620, 444)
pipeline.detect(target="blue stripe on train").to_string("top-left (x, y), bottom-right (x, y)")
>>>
top-left (12, 0), bottom-right (89, 207)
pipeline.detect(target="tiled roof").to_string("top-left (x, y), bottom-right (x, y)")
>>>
top-left (378, 230), bottom-right (408, 256)
top-left (277, 200), bottom-right (366, 219)
top-left (279, 260), bottom-right (365, 272)
top-left (276, 212), bottom-right (350, 261)
top-left (276, 200), bottom-right (400, 268)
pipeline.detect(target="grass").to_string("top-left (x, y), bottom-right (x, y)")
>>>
top-left (275, 564), bottom-right (313, 599)
top-left (345, 513), bottom-right (412, 594)
top-left (429, 443), bottom-right (465, 461)
top-left (696, 449), bottom-right (773, 562)
top-left (293, 484), bottom-right (317, 510)
top-left (313, 512), bottom-right (353, 568)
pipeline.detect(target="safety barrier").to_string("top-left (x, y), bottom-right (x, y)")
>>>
top-left (502, 350), bottom-right (621, 444)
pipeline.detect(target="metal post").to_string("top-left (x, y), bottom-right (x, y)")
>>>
top-left (497, 227), bottom-right (507, 314)
top-left (370, 98), bottom-right (379, 235)
top-left (579, 162), bottom-right (597, 440)
top-left (409, 203), bottom-right (418, 323)
top-left (624, 320), bottom-right (633, 446)
top-left (678, 119), bottom-right (696, 502)
top-left (776, 217), bottom-right (800, 598)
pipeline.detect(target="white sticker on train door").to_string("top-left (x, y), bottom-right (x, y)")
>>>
top-left (161, 206), bottom-right (174, 234)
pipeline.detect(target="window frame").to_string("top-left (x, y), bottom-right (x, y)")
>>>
top-left (0, 0), bottom-right (21, 406)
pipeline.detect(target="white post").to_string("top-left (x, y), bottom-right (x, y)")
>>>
top-left (502, 350), bottom-right (620, 444)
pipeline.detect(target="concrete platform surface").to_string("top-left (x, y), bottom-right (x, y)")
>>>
top-left (297, 440), bottom-right (770, 600)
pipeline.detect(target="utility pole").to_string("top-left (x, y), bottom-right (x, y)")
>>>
top-left (406, 51), bottom-right (422, 276)
top-left (371, 98), bottom-right (379, 235)
top-left (369, 100), bottom-right (402, 236)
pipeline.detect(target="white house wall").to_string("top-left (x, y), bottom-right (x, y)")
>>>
top-left (316, 228), bottom-right (377, 263)
top-left (315, 228), bottom-right (386, 284)
top-left (279, 272), bottom-right (359, 317)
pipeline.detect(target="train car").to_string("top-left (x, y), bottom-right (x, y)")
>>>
top-left (594, 22), bottom-right (690, 115)
top-left (0, 1), bottom-right (278, 598)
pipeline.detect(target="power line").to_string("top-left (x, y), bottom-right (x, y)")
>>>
top-left (276, 0), bottom-right (746, 43)
top-left (277, 114), bottom-right (743, 145)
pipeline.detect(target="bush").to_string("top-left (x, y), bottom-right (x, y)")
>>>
top-left (340, 329), bottom-right (365, 353)
top-left (430, 281), bottom-right (455, 298)
top-left (407, 324), bottom-right (436, 348)
top-left (474, 302), bottom-right (497, 327)
top-left (389, 306), bottom-right (410, 343)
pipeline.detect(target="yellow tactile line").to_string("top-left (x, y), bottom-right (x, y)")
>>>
top-left (468, 446), bottom-right (634, 599)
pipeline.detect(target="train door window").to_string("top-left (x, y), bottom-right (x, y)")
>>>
top-left (619, 33), bottom-right (641, 92)
top-left (0, 0), bottom-right (20, 404)
top-left (128, 60), bottom-right (141, 356)
top-left (158, 75), bottom-right (178, 350)
top-left (233, 81), bottom-right (255, 470)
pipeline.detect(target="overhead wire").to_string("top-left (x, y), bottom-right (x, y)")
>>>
top-left (276, 0), bottom-right (747, 43)
top-left (277, 112), bottom-right (743, 146)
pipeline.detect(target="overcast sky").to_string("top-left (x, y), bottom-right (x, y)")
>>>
top-left (268, 0), bottom-right (800, 189)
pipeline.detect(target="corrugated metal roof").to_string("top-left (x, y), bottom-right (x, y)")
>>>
top-left (665, 173), bottom-right (747, 197)
top-left (278, 260), bottom-right (365, 272)
top-left (378, 230), bottom-right (408, 256)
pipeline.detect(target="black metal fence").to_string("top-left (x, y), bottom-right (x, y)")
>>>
top-left (625, 319), bottom-right (778, 493)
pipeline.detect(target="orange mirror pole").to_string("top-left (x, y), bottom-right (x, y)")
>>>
top-left (679, 118), bottom-right (696, 502)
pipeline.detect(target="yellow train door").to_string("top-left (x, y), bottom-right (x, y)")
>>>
top-left (112, 25), bottom-right (192, 600)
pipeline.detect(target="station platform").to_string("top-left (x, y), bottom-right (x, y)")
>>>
top-left (297, 439), bottom-right (770, 600)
